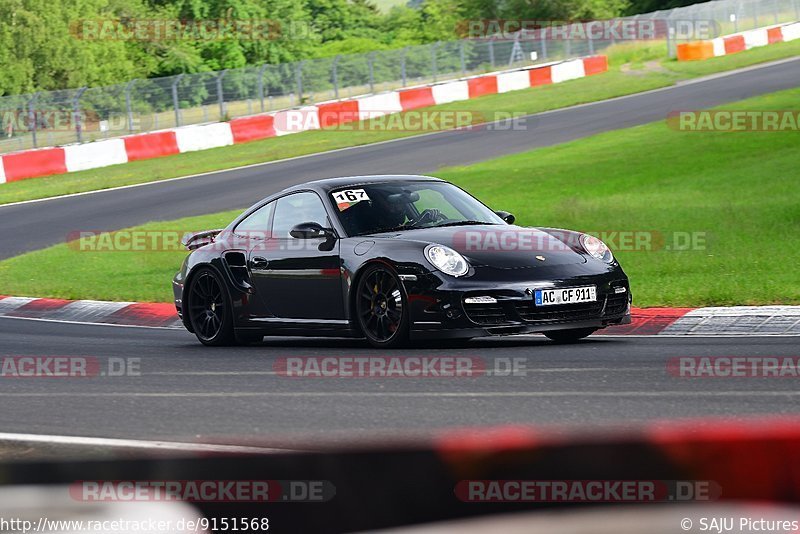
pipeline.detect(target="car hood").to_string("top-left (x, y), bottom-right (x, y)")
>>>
top-left (376, 224), bottom-right (587, 268)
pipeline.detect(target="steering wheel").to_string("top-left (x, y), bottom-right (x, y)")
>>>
top-left (405, 208), bottom-right (447, 228)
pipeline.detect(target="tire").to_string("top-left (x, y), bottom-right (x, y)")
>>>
top-left (544, 328), bottom-right (596, 343)
top-left (187, 267), bottom-right (236, 346)
top-left (355, 264), bottom-right (410, 348)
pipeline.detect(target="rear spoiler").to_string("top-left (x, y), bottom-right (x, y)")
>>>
top-left (181, 229), bottom-right (224, 251)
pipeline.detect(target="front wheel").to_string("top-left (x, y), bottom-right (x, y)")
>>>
top-left (355, 264), bottom-right (410, 348)
top-left (544, 328), bottom-right (596, 343)
top-left (187, 267), bottom-right (236, 346)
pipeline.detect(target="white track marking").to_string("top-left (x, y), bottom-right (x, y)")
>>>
top-left (0, 315), bottom-right (182, 330)
top-left (0, 432), bottom-right (292, 453)
top-left (1, 315), bottom-right (798, 336)
top-left (0, 391), bottom-right (795, 398)
top-left (145, 367), bottom-right (662, 377)
top-left (2, 56), bottom-right (798, 210)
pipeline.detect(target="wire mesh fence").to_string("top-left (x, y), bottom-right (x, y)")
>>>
top-left (0, 0), bottom-right (795, 155)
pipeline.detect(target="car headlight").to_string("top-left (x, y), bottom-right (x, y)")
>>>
top-left (425, 245), bottom-right (469, 277)
top-left (580, 234), bottom-right (614, 263)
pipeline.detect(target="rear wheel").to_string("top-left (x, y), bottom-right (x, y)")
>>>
top-left (187, 267), bottom-right (236, 346)
top-left (356, 264), bottom-right (409, 348)
top-left (544, 328), bottom-right (596, 343)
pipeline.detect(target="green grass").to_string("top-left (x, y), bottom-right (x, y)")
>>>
top-left (2, 38), bottom-right (800, 206)
top-left (2, 87), bottom-right (798, 307)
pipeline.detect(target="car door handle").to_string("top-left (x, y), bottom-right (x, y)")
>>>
top-left (249, 256), bottom-right (269, 270)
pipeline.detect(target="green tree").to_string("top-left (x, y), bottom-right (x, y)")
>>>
top-left (307, 0), bottom-right (385, 42)
top-left (0, 0), bottom-right (144, 95)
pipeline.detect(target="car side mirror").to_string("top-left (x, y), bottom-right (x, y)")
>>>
top-left (495, 211), bottom-right (516, 225)
top-left (290, 222), bottom-right (334, 239)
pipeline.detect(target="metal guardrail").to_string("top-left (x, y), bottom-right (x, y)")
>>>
top-left (0, 0), bottom-right (795, 155)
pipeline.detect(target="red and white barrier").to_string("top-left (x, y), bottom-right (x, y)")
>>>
top-left (175, 122), bottom-right (235, 153)
top-left (551, 58), bottom-right (587, 83)
top-left (123, 131), bottom-right (179, 161)
top-left (273, 105), bottom-right (320, 136)
top-left (783, 21), bottom-right (800, 41)
top-left (65, 139), bottom-right (128, 172)
top-left (496, 70), bottom-right (532, 93)
top-left (0, 55), bottom-right (609, 184)
top-left (431, 80), bottom-right (470, 104)
top-left (678, 21), bottom-right (800, 60)
top-left (2, 147), bottom-right (67, 182)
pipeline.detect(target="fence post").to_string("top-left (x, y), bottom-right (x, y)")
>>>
top-left (295, 62), bottom-right (304, 103)
top-left (124, 79), bottom-right (136, 133)
top-left (332, 55), bottom-right (340, 100)
top-left (171, 74), bottom-right (183, 127)
top-left (368, 52), bottom-right (375, 93)
top-left (541, 29), bottom-right (548, 59)
top-left (73, 87), bottom-right (87, 143)
top-left (459, 41), bottom-right (466, 75)
top-left (431, 42), bottom-right (439, 82)
top-left (216, 70), bottom-right (227, 119)
top-left (794, 0), bottom-right (800, 21)
top-left (666, 21), bottom-right (674, 57)
top-left (773, 0), bottom-right (779, 23)
top-left (565, 23), bottom-right (572, 56)
top-left (257, 64), bottom-right (268, 112)
top-left (28, 93), bottom-right (38, 148)
top-left (401, 48), bottom-right (407, 87)
top-left (754, 0), bottom-right (759, 28)
top-left (587, 26), bottom-right (595, 55)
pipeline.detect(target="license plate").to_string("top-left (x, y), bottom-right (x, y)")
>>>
top-left (534, 286), bottom-right (596, 306)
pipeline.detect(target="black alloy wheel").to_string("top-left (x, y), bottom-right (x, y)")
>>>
top-left (356, 265), bottom-right (409, 348)
top-left (188, 268), bottom-right (235, 346)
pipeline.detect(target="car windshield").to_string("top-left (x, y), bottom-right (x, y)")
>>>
top-left (331, 181), bottom-right (504, 236)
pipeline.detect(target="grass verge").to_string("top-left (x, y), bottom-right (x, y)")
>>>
top-left (1, 39), bottom-right (799, 205)
top-left (1, 87), bottom-right (798, 306)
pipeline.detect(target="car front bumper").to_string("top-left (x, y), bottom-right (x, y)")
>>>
top-left (402, 265), bottom-right (632, 340)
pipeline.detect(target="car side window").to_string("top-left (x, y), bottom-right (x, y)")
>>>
top-left (272, 192), bottom-right (330, 239)
top-left (234, 201), bottom-right (274, 238)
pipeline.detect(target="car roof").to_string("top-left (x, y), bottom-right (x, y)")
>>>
top-left (278, 175), bottom-right (444, 195)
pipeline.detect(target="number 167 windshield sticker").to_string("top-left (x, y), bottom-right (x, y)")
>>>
top-left (333, 189), bottom-right (370, 211)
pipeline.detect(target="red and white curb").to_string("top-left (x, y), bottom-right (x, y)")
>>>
top-left (0, 296), bottom-right (181, 328)
top-left (0, 55), bottom-right (608, 184)
top-left (2, 295), bottom-right (798, 335)
top-left (659, 306), bottom-right (800, 336)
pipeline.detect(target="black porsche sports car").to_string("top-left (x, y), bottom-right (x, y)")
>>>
top-left (173, 175), bottom-right (631, 347)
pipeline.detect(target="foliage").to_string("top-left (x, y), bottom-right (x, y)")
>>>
top-left (0, 0), bottom-right (711, 96)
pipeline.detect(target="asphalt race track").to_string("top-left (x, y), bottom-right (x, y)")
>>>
top-left (1, 58), bottom-right (799, 450)
top-left (1, 57), bottom-right (800, 259)
top-left (1, 316), bottom-right (798, 448)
